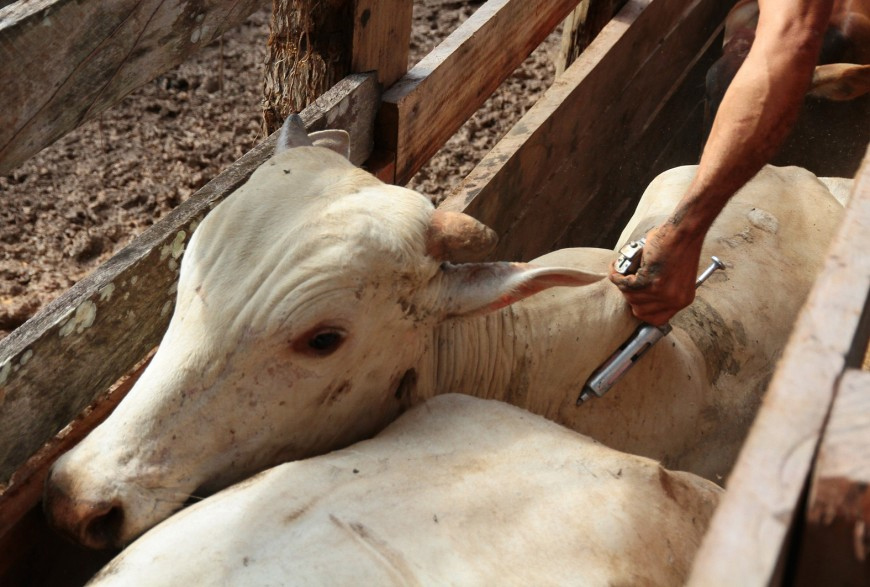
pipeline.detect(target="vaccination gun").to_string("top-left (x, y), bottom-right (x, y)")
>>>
top-left (576, 238), bottom-right (726, 405)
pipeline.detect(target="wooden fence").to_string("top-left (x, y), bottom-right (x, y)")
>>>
top-left (0, 0), bottom-right (867, 584)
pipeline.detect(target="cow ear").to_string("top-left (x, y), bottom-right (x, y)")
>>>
top-left (432, 262), bottom-right (606, 319)
top-left (808, 63), bottom-right (870, 101)
top-left (309, 130), bottom-right (351, 160)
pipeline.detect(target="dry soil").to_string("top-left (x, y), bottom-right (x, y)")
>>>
top-left (0, 0), bottom-right (562, 339)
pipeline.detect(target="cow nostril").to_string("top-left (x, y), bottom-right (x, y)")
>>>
top-left (83, 503), bottom-right (125, 549)
top-left (44, 465), bottom-right (129, 549)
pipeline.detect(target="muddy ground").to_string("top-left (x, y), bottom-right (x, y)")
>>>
top-left (0, 0), bottom-right (561, 339)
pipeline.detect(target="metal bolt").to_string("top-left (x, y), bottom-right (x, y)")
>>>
top-left (695, 256), bottom-right (726, 288)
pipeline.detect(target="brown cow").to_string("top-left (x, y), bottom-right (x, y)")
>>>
top-left (706, 0), bottom-right (870, 176)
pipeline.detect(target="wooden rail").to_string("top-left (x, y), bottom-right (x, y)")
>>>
top-left (0, 73), bottom-right (380, 486)
top-left (0, 0), bottom-right (263, 174)
top-left (689, 147), bottom-right (870, 586)
top-left (0, 352), bottom-right (151, 570)
top-left (3, 0), bottom-right (868, 583)
top-left (377, 0), bottom-right (580, 185)
top-left (440, 0), bottom-right (729, 259)
top-left (796, 368), bottom-right (870, 586)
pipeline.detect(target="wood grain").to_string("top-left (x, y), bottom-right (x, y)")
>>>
top-left (378, 0), bottom-right (580, 185)
top-left (0, 352), bottom-right (152, 542)
top-left (553, 16), bottom-right (719, 251)
top-left (440, 0), bottom-right (729, 260)
top-left (794, 368), bottom-right (870, 586)
top-left (352, 0), bottom-right (413, 89)
top-left (0, 73), bottom-right (380, 485)
top-left (263, 0), bottom-right (355, 133)
top-left (688, 147), bottom-right (870, 586)
top-left (0, 0), bottom-right (261, 173)
top-left (556, 0), bottom-right (627, 75)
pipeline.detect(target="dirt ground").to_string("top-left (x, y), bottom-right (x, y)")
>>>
top-left (3, 3), bottom-right (867, 366)
top-left (0, 0), bottom-right (561, 339)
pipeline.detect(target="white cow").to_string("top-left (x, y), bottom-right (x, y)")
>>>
top-left (86, 394), bottom-right (723, 587)
top-left (44, 116), bottom-right (845, 548)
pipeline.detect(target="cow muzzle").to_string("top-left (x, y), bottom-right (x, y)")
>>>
top-left (43, 467), bottom-right (125, 550)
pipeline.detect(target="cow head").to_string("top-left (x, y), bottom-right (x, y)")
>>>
top-left (43, 116), bottom-right (603, 548)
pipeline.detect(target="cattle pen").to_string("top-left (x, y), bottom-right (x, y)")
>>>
top-left (1, 0), bottom-right (868, 584)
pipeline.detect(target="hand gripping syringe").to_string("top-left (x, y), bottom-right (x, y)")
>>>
top-left (576, 243), bottom-right (726, 405)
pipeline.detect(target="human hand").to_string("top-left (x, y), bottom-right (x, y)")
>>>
top-left (609, 225), bottom-right (704, 326)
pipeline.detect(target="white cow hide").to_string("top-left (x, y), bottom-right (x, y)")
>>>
top-left (87, 395), bottom-right (722, 587)
top-left (44, 116), bottom-right (847, 547)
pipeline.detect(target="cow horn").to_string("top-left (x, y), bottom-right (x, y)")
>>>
top-left (275, 114), bottom-right (313, 154)
top-left (426, 210), bottom-right (498, 263)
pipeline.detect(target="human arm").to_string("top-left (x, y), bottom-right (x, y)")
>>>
top-left (610, 0), bottom-right (834, 326)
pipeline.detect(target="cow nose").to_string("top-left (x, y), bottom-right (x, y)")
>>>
top-left (43, 471), bottom-right (125, 550)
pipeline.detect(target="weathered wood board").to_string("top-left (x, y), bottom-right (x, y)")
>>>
top-left (440, 0), bottom-right (730, 260)
top-left (378, 0), bottom-right (581, 185)
top-left (795, 368), bottom-right (870, 586)
top-left (688, 145), bottom-right (870, 586)
top-left (352, 0), bottom-right (413, 89)
top-left (0, 0), bottom-right (265, 174)
top-left (557, 0), bottom-right (628, 75)
top-left (554, 7), bottom-right (719, 251)
top-left (0, 355), bottom-right (152, 585)
top-left (0, 73), bottom-right (380, 486)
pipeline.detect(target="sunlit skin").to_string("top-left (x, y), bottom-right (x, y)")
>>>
top-left (611, 0), bottom-right (835, 326)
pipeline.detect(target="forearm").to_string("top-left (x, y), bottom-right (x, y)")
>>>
top-left (670, 0), bottom-right (833, 241)
top-left (611, 0), bottom-right (835, 326)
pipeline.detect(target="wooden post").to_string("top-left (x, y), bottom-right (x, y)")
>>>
top-left (262, 0), bottom-right (354, 134)
top-left (352, 0), bottom-right (413, 89)
top-left (556, 0), bottom-right (627, 76)
top-left (795, 369), bottom-right (870, 587)
top-left (262, 0), bottom-right (411, 134)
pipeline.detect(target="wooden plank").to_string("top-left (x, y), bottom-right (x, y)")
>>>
top-left (0, 73), bottom-right (380, 484)
top-left (795, 369), bottom-right (870, 586)
top-left (0, 0), bottom-right (262, 174)
top-left (440, 0), bottom-right (730, 260)
top-left (0, 354), bottom-right (151, 585)
top-left (352, 0), bottom-right (413, 88)
top-left (378, 0), bottom-right (580, 185)
top-left (688, 147), bottom-right (870, 586)
top-left (0, 353), bottom-right (151, 543)
top-left (556, 0), bottom-right (627, 75)
top-left (552, 20), bottom-right (720, 251)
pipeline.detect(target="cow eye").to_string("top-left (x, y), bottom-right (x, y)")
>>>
top-left (293, 326), bottom-right (347, 357)
top-left (304, 329), bottom-right (345, 356)
top-left (310, 332), bottom-right (341, 351)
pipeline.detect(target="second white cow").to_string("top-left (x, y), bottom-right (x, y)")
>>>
top-left (86, 395), bottom-right (723, 587)
top-left (45, 117), bottom-right (845, 548)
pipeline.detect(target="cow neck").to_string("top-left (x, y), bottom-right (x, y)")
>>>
top-left (416, 280), bottom-right (643, 415)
